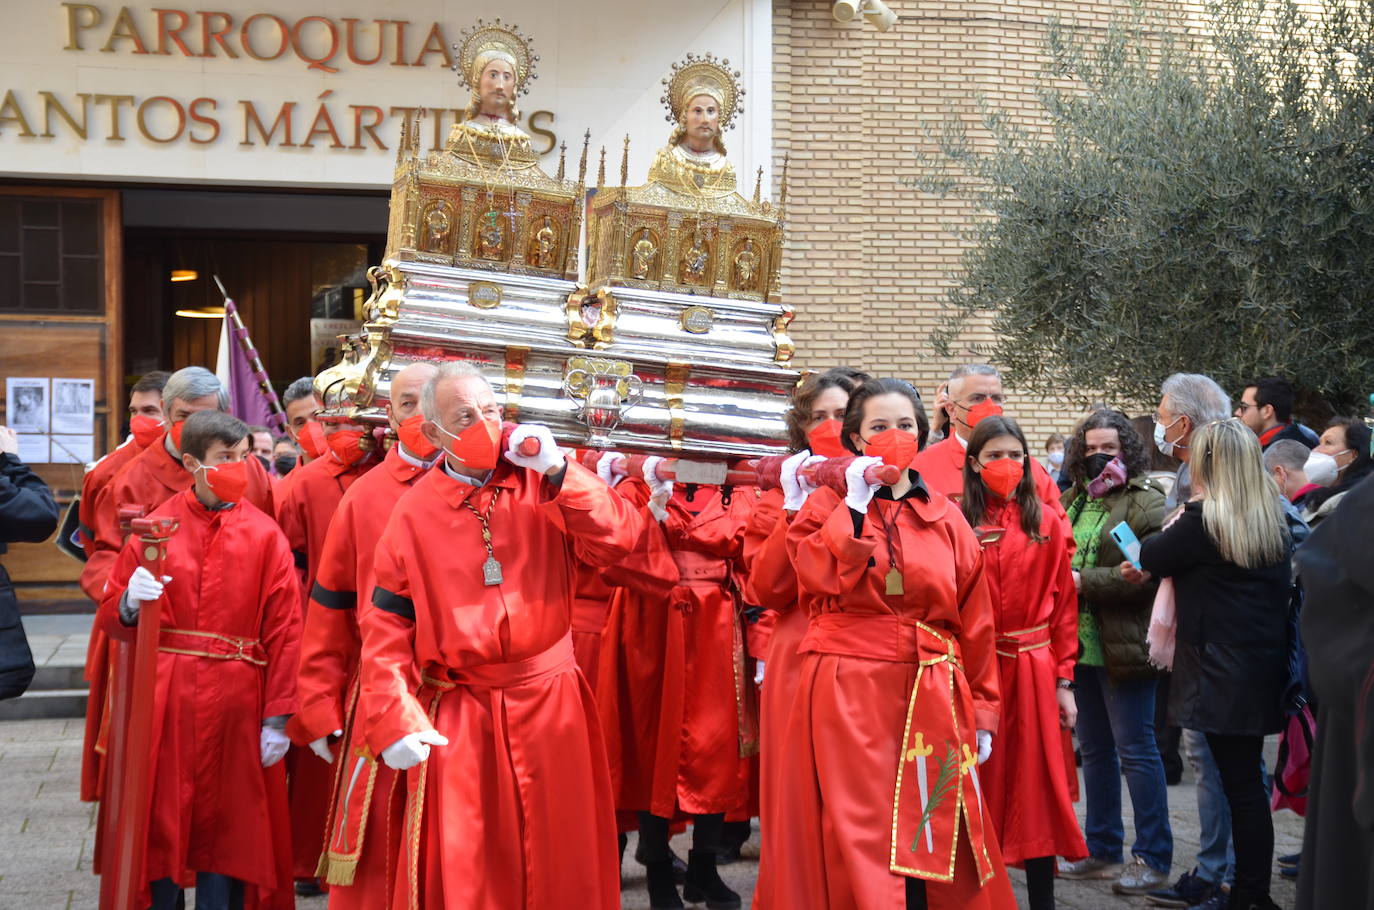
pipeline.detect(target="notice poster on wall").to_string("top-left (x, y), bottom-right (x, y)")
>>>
top-left (15, 434), bottom-right (49, 464)
top-left (51, 378), bottom-right (95, 435)
top-left (6, 378), bottom-right (49, 434)
top-left (50, 434), bottom-right (95, 465)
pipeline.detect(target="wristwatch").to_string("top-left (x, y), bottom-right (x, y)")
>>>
top-left (1056, 678), bottom-right (1076, 691)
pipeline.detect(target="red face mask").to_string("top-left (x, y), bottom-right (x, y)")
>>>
top-left (964, 399), bottom-right (1003, 429)
top-left (130, 415), bottom-right (165, 449)
top-left (396, 414), bottom-right (439, 460)
top-left (436, 418), bottom-right (501, 472)
top-left (196, 459), bottom-right (249, 503)
top-left (979, 457), bottom-right (1024, 500)
top-left (807, 419), bottom-right (848, 458)
top-left (168, 419), bottom-right (186, 451)
top-left (297, 421), bottom-right (327, 460)
top-left (327, 428), bottom-right (369, 467)
top-left (862, 428), bottom-right (919, 470)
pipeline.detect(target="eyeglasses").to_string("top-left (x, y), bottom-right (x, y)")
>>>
top-left (955, 393), bottom-right (1007, 407)
top-left (1235, 402), bottom-right (1259, 413)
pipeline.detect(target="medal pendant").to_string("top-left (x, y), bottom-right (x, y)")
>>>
top-left (885, 567), bottom-right (904, 596)
top-left (482, 555), bottom-right (504, 587)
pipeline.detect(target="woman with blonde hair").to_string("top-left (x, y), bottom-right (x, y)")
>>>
top-left (1138, 418), bottom-right (1291, 910)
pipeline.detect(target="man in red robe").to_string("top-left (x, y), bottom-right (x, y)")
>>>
top-left (288, 362), bottom-right (438, 907)
top-left (80, 367), bottom-right (274, 806)
top-left (275, 390), bottom-right (382, 895)
top-left (913, 364), bottom-right (1063, 509)
top-left (360, 362), bottom-right (640, 910)
top-left (96, 408), bottom-right (301, 910)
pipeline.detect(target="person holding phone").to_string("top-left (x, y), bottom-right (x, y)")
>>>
top-left (1056, 410), bottom-right (1175, 897)
top-left (1136, 419), bottom-right (1291, 910)
top-left (960, 415), bottom-right (1087, 910)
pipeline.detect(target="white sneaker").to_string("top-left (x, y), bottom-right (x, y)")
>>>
top-left (1058, 856), bottom-right (1124, 880)
top-left (1114, 856), bottom-right (1170, 894)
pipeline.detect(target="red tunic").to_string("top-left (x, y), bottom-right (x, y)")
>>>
top-left (975, 498), bottom-right (1087, 865)
top-left (361, 458), bottom-right (640, 910)
top-left (273, 450), bottom-right (376, 880)
top-left (289, 445), bottom-right (431, 908)
top-left (79, 434), bottom-right (273, 805)
top-left (596, 483), bottom-right (755, 819)
top-left (96, 490), bottom-right (301, 908)
top-left (764, 483), bottom-right (1017, 910)
top-left (78, 438), bottom-right (140, 561)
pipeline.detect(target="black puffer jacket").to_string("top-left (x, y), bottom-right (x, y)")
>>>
top-left (0, 453), bottom-right (59, 699)
top-left (1140, 501), bottom-right (1290, 736)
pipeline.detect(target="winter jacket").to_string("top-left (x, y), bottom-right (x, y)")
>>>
top-left (0, 453), bottom-right (59, 699)
top-left (1062, 474), bottom-right (1167, 682)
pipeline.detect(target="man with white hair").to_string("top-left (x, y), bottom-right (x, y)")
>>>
top-left (358, 362), bottom-right (642, 909)
top-left (913, 363), bottom-right (1064, 507)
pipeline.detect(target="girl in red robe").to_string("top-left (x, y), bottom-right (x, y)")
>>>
top-left (959, 415), bottom-right (1088, 910)
top-left (766, 377), bottom-right (1017, 910)
top-left (743, 366), bottom-right (868, 909)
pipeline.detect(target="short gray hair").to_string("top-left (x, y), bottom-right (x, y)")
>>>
top-left (1263, 439), bottom-right (1310, 475)
top-left (162, 366), bottom-right (227, 410)
top-left (948, 363), bottom-right (1001, 383)
top-left (283, 376), bottom-right (316, 406)
top-left (420, 361), bottom-right (489, 421)
top-left (1161, 373), bottom-right (1231, 425)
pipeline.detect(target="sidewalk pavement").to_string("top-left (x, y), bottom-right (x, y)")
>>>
top-left (0, 714), bottom-right (1303, 908)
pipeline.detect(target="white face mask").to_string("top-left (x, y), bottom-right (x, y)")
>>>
top-left (1154, 416), bottom-right (1185, 458)
top-left (1304, 450), bottom-right (1341, 487)
top-left (1048, 449), bottom-right (1064, 467)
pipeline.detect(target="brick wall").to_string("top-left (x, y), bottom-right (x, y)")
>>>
top-left (772, 0), bottom-right (1201, 446)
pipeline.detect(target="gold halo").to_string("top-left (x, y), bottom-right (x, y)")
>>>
top-left (451, 18), bottom-right (538, 96)
top-left (660, 53), bottom-right (744, 130)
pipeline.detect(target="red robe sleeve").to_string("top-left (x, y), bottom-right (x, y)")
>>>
top-left (786, 487), bottom-right (878, 597)
top-left (360, 528), bottom-right (431, 755)
top-left (273, 476), bottom-right (309, 591)
top-left (1047, 510), bottom-right (1080, 682)
top-left (948, 520), bottom-right (1001, 735)
top-left (744, 498), bottom-right (800, 612)
top-left (257, 527), bottom-right (304, 720)
top-left (597, 479), bottom-right (679, 599)
top-left (81, 482), bottom-right (125, 602)
top-left (95, 537), bottom-right (142, 643)
top-left (540, 459), bottom-right (642, 569)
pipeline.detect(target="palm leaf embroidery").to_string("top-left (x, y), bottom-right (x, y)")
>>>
top-left (911, 745), bottom-right (960, 852)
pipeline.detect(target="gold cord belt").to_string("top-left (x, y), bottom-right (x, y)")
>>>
top-left (995, 622), bottom-right (1051, 659)
top-left (158, 627), bottom-right (267, 667)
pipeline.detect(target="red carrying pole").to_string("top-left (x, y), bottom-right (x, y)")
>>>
top-left (99, 515), bottom-right (179, 910)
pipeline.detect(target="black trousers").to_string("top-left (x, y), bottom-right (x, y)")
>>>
top-left (149, 873), bottom-right (243, 910)
top-left (1206, 732), bottom-right (1273, 899)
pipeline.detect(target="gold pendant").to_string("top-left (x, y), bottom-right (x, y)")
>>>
top-left (482, 555), bottom-right (504, 587)
top-left (885, 566), bottom-right (904, 596)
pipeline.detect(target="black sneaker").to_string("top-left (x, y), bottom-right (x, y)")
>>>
top-left (1147, 868), bottom-right (1217, 908)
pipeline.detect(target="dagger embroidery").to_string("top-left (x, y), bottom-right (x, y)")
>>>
top-left (910, 744), bottom-right (959, 853)
top-left (905, 732), bottom-right (936, 852)
top-left (961, 742), bottom-right (985, 832)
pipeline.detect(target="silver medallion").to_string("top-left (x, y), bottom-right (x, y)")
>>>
top-left (482, 555), bottom-right (504, 587)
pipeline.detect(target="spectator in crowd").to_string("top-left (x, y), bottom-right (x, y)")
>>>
top-left (1056, 409), bottom-right (1173, 896)
top-left (0, 425), bottom-right (59, 701)
top-left (1130, 415), bottom-right (1182, 503)
top-left (1263, 440), bottom-right (1324, 510)
top-left (1137, 418), bottom-right (1292, 910)
top-left (248, 425), bottom-right (274, 473)
top-left (1234, 377), bottom-right (1318, 450)
top-left (1043, 432), bottom-right (1069, 490)
top-left (271, 437), bottom-right (299, 478)
top-left (1301, 417), bottom-right (1373, 526)
top-left (1142, 373), bottom-right (1239, 910)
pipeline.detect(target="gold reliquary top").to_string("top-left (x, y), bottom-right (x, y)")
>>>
top-left (384, 112), bottom-right (588, 281)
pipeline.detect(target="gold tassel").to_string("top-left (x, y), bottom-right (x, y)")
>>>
top-left (324, 853), bottom-right (360, 887)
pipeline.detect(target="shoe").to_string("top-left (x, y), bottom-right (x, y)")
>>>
top-left (681, 848), bottom-right (742, 909)
top-left (1113, 857), bottom-right (1170, 895)
top-left (293, 879), bottom-right (324, 897)
top-left (1277, 852), bottom-right (1300, 869)
top-left (1190, 888), bottom-right (1229, 910)
top-left (645, 860), bottom-right (685, 909)
top-left (1058, 856), bottom-right (1124, 880)
top-left (1147, 868), bottom-right (1218, 908)
top-left (1223, 892), bottom-right (1281, 910)
top-left (716, 820), bottom-right (751, 864)
top-left (636, 840), bottom-right (688, 884)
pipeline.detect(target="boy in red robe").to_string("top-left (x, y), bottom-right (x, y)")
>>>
top-left (359, 362), bottom-right (641, 910)
top-left (97, 408), bottom-right (301, 909)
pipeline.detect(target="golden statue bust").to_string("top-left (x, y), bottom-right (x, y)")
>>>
top-left (646, 54), bottom-right (743, 199)
top-left (447, 19), bottom-right (541, 170)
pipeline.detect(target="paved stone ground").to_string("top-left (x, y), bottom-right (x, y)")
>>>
top-left (0, 716), bottom-right (1302, 908)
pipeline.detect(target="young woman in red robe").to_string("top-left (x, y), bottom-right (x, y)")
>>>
top-left (959, 415), bottom-right (1088, 910)
top-left (766, 377), bottom-right (1017, 910)
top-left (743, 365), bottom-right (867, 909)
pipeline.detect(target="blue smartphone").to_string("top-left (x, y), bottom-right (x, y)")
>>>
top-left (1110, 521), bottom-right (1143, 569)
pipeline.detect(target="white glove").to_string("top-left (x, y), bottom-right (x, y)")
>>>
top-left (976, 729), bottom-right (993, 765)
top-left (843, 455), bottom-right (885, 513)
top-left (643, 456), bottom-right (673, 522)
top-left (754, 660), bottom-right (765, 686)
top-left (260, 726), bottom-right (290, 768)
top-left (121, 566), bottom-right (172, 623)
top-left (380, 729), bottom-right (450, 771)
top-left (504, 424), bottom-right (563, 475)
top-left (781, 450), bottom-right (826, 512)
top-left (595, 451), bottom-right (622, 487)
top-left (309, 728), bottom-right (343, 764)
